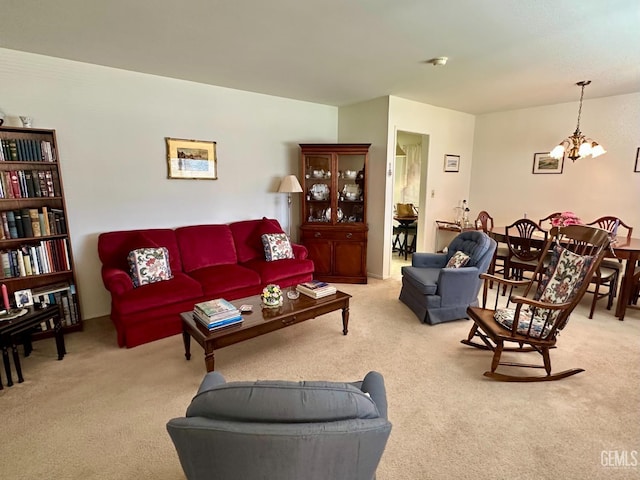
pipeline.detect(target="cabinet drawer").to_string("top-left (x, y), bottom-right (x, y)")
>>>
top-left (301, 230), bottom-right (366, 242)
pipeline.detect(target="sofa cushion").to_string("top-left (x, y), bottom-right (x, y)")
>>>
top-left (261, 233), bottom-right (294, 261)
top-left (243, 257), bottom-right (314, 284)
top-left (401, 266), bottom-right (439, 295)
top-left (187, 380), bottom-right (380, 423)
top-left (113, 272), bottom-right (203, 316)
top-left (175, 225), bottom-right (238, 272)
top-left (128, 247), bottom-right (173, 287)
top-left (187, 264), bottom-right (262, 297)
top-left (98, 229), bottom-right (180, 273)
top-left (231, 218), bottom-right (284, 263)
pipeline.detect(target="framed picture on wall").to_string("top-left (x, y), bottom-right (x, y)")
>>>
top-left (634, 147), bottom-right (640, 172)
top-left (444, 154), bottom-right (460, 172)
top-left (166, 137), bottom-right (218, 180)
top-left (532, 152), bottom-right (563, 174)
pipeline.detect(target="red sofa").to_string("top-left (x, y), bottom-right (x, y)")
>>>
top-left (98, 218), bottom-right (314, 348)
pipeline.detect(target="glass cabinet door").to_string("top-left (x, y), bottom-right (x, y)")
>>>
top-left (303, 154), bottom-right (332, 223)
top-left (336, 153), bottom-right (366, 224)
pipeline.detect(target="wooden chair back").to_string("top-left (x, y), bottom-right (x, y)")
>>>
top-left (475, 211), bottom-right (494, 232)
top-left (585, 216), bottom-right (633, 241)
top-left (505, 218), bottom-right (548, 264)
top-left (538, 212), bottom-right (562, 230)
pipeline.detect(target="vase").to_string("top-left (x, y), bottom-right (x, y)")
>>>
top-left (262, 296), bottom-right (283, 308)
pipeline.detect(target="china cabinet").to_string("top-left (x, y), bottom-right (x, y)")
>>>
top-left (299, 144), bottom-right (369, 284)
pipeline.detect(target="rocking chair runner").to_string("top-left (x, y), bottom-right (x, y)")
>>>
top-left (461, 225), bottom-right (610, 382)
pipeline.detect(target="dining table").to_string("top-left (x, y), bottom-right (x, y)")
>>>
top-left (486, 226), bottom-right (640, 320)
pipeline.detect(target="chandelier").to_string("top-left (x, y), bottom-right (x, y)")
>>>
top-left (549, 80), bottom-right (606, 162)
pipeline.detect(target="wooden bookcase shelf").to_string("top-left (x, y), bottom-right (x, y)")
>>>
top-left (0, 126), bottom-right (82, 338)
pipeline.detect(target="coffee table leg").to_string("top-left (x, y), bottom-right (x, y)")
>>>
top-left (182, 330), bottom-right (192, 361)
top-left (342, 304), bottom-right (349, 335)
top-left (204, 345), bottom-right (215, 372)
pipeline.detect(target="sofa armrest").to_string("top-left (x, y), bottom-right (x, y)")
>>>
top-left (412, 252), bottom-right (447, 268)
top-left (291, 242), bottom-right (309, 260)
top-left (101, 267), bottom-right (135, 296)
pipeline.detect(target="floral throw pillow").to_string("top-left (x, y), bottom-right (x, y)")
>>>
top-left (261, 233), bottom-right (294, 262)
top-left (128, 247), bottom-right (173, 287)
top-left (445, 251), bottom-right (470, 268)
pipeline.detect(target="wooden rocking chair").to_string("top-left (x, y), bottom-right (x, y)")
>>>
top-left (461, 225), bottom-right (610, 382)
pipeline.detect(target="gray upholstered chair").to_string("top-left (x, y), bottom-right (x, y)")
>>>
top-left (399, 230), bottom-right (496, 324)
top-left (167, 371), bottom-right (392, 480)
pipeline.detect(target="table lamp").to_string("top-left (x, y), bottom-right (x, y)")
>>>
top-left (278, 175), bottom-right (303, 237)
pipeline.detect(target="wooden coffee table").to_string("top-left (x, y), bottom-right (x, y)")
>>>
top-left (180, 290), bottom-right (351, 371)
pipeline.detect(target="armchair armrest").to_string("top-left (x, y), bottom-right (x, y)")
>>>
top-left (101, 267), bottom-right (134, 296)
top-left (437, 267), bottom-right (481, 305)
top-left (412, 252), bottom-right (447, 268)
top-left (291, 243), bottom-right (309, 260)
top-left (195, 371), bottom-right (227, 395)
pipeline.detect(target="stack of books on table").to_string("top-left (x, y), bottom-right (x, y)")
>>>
top-left (296, 280), bottom-right (337, 299)
top-left (193, 298), bottom-right (242, 330)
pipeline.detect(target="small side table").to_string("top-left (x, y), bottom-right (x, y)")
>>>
top-left (0, 304), bottom-right (65, 387)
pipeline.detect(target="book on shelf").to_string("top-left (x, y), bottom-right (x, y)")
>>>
top-left (296, 281), bottom-right (337, 299)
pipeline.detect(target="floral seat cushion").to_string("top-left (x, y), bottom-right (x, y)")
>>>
top-left (494, 243), bottom-right (594, 338)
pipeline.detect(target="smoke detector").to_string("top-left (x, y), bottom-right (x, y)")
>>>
top-left (426, 57), bottom-right (448, 66)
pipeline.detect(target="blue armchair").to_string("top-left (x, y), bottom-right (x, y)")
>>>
top-left (167, 371), bottom-right (391, 480)
top-left (399, 230), bottom-right (496, 324)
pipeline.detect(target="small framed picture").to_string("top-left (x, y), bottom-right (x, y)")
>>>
top-left (634, 147), bottom-right (640, 172)
top-left (166, 137), bottom-right (218, 180)
top-left (532, 152), bottom-right (564, 174)
top-left (444, 154), bottom-right (460, 172)
top-left (14, 288), bottom-right (34, 307)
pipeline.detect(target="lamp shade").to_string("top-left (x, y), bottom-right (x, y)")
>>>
top-left (278, 175), bottom-right (303, 193)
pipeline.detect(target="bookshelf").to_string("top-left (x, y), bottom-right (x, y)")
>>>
top-left (0, 126), bottom-right (82, 337)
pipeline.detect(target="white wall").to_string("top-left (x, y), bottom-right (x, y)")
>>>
top-left (470, 93), bottom-right (640, 229)
top-left (337, 97), bottom-right (390, 279)
top-left (0, 48), bottom-right (338, 319)
top-left (387, 97), bottom-right (476, 274)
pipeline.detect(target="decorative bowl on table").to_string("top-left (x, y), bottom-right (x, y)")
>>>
top-left (261, 284), bottom-right (283, 308)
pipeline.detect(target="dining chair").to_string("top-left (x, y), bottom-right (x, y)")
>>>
top-left (538, 212), bottom-right (562, 230)
top-left (583, 216), bottom-right (634, 318)
top-left (475, 211), bottom-right (508, 284)
top-left (503, 218), bottom-right (548, 294)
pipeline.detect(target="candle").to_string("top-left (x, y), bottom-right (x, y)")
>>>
top-left (2, 284), bottom-right (9, 311)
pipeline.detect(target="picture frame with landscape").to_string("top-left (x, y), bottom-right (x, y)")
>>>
top-left (444, 154), bottom-right (460, 172)
top-left (166, 137), bottom-right (218, 180)
top-left (532, 152), bottom-right (563, 174)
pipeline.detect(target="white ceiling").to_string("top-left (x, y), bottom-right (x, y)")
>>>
top-left (2, 0), bottom-right (639, 114)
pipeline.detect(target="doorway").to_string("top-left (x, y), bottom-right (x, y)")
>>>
top-left (391, 131), bottom-right (426, 276)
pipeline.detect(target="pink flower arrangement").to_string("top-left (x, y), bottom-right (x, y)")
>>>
top-left (551, 211), bottom-right (583, 227)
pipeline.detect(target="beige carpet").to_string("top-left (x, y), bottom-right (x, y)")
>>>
top-left (1, 275), bottom-right (639, 480)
